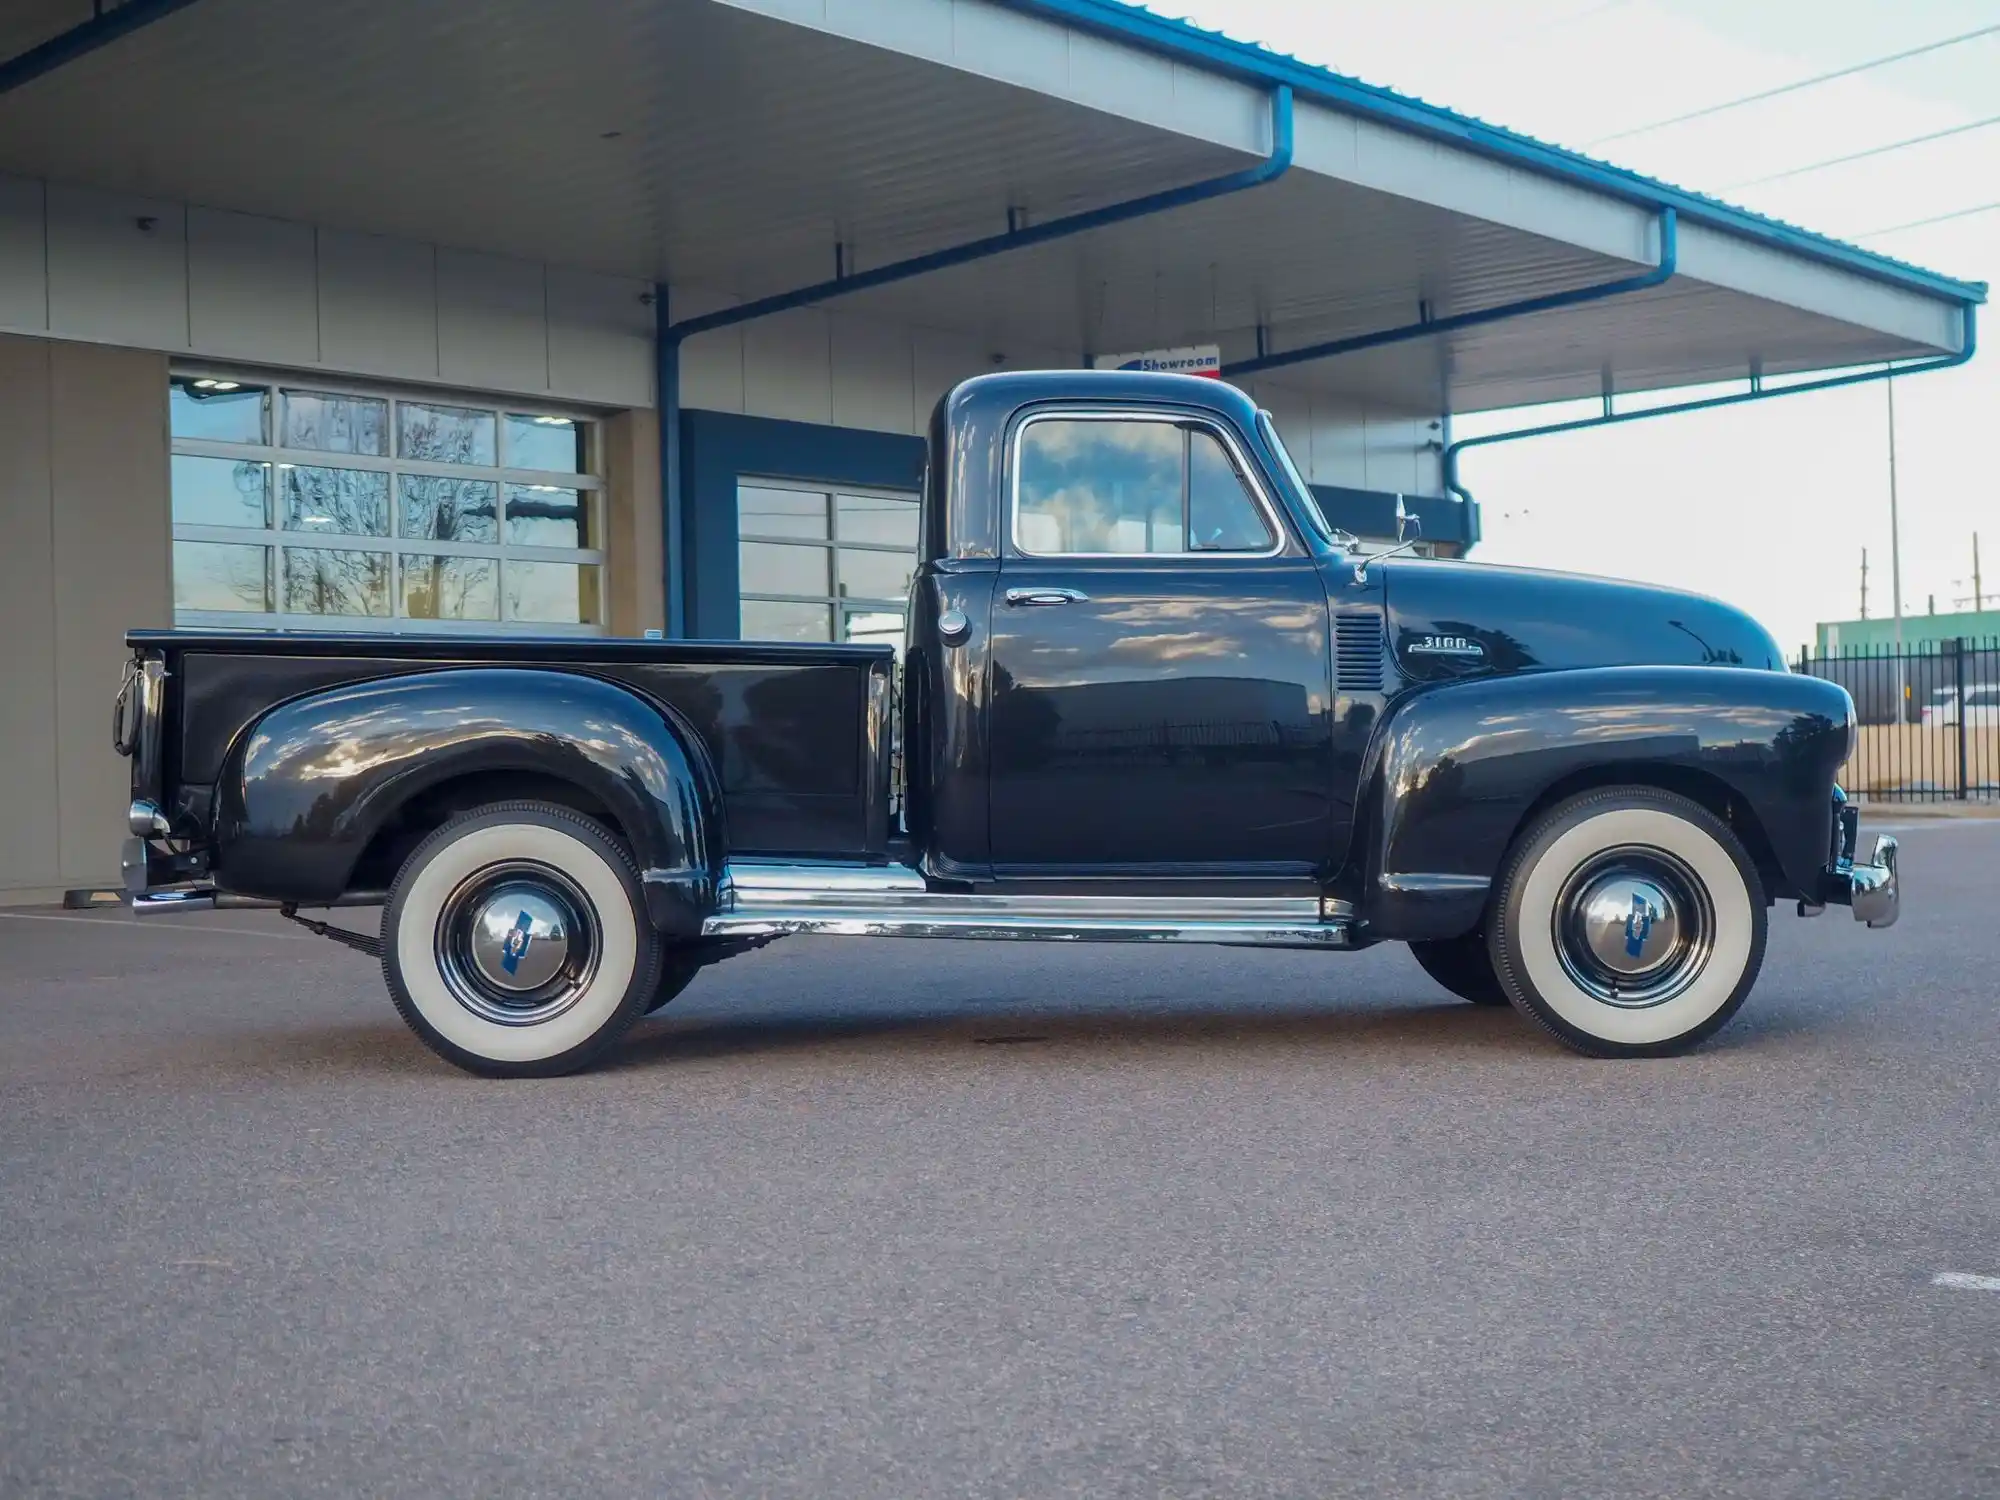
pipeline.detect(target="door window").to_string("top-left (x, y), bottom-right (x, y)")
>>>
top-left (1014, 416), bottom-right (1276, 556)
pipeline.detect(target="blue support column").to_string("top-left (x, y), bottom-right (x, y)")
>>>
top-left (655, 286), bottom-right (684, 638)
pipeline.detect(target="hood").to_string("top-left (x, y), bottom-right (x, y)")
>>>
top-left (1380, 557), bottom-right (1789, 684)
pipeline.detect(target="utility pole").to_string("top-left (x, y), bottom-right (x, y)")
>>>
top-left (1887, 377), bottom-right (1906, 720)
top-left (1976, 532), bottom-right (1984, 612)
top-left (1860, 547), bottom-right (1869, 619)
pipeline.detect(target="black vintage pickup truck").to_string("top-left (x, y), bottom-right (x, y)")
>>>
top-left (116, 371), bottom-right (1896, 1075)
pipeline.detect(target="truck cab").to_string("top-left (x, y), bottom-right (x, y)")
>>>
top-left (118, 370), bottom-right (1897, 1077)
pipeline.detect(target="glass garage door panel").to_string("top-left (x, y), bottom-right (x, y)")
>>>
top-left (736, 479), bottom-right (917, 653)
top-left (169, 373), bottom-right (604, 636)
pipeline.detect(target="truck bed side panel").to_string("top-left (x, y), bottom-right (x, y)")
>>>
top-left (146, 633), bottom-right (888, 861)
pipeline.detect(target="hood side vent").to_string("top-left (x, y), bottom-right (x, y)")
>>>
top-left (1335, 612), bottom-right (1385, 693)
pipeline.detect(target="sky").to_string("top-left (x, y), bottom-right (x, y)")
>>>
top-left (1170, 0), bottom-right (1999, 654)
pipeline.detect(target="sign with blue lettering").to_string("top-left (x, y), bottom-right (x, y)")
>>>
top-left (1092, 344), bottom-right (1222, 378)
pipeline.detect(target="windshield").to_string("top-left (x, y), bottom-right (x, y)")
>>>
top-left (1256, 410), bottom-right (1337, 546)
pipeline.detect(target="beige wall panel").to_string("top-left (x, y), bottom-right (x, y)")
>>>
top-left (602, 407), bottom-right (664, 637)
top-left (49, 341), bottom-right (170, 888)
top-left (0, 334), bottom-right (60, 899)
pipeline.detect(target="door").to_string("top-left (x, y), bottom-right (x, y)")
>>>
top-left (987, 409), bottom-right (1334, 877)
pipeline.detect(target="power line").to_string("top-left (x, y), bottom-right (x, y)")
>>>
top-left (1588, 23), bottom-right (2000, 146)
top-left (1726, 113), bottom-right (2000, 188)
top-left (1855, 200), bottom-right (2000, 238)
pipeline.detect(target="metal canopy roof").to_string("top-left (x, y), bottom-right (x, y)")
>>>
top-left (0, 0), bottom-right (1980, 417)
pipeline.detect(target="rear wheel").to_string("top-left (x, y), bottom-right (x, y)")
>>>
top-left (1408, 933), bottom-right (1509, 1006)
top-left (382, 800), bottom-right (664, 1077)
top-left (1488, 787), bottom-right (1767, 1058)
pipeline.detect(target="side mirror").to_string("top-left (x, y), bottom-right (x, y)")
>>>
top-left (1352, 497), bottom-right (1424, 583)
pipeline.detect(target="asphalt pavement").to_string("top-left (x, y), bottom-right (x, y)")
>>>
top-left (3, 816), bottom-right (1997, 1499)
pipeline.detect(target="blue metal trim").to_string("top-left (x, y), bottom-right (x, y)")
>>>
top-left (1225, 208), bottom-right (1677, 378)
top-left (995, 0), bottom-right (1985, 307)
top-left (0, 0), bottom-right (207, 95)
top-left (666, 86), bottom-right (1294, 342)
top-left (680, 411), bottom-right (927, 640)
top-left (654, 284), bottom-right (683, 637)
top-left (1443, 304), bottom-right (1978, 508)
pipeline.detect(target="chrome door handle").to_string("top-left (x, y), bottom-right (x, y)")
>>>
top-left (1004, 587), bottom-right (1090, 607)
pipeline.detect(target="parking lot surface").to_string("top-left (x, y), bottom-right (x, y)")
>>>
top-left (3, 817), bottom-right (1997, 1499)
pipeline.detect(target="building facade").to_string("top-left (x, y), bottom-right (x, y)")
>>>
top-left (0, 0), bottom-right (1980, 902)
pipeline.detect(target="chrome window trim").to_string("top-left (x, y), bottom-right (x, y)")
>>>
top-left (1008, 407), bottom-right (1290, 562)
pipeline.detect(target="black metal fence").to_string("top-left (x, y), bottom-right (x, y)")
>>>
top-left (1794, 636), bottom-right (2000, 801)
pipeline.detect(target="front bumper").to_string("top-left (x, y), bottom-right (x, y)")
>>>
top-left (1815, 802), bottom-right (1899, 929)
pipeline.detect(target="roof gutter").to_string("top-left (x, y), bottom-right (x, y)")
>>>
top-left (655, 84), bottom-right (1296, 633)
top-left (0, 0), bottom-right (208, 96)
top-left (999, 0), bottom-right (1985, 308)
top-left (1224, 207), bottom-right (1677, 379)
top-left (1443, 302), bottom-right (1979, 530)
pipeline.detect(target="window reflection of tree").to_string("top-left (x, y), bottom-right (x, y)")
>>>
top-left (286, 549), bottom-right (387, 616)
top-left (285, 466), bottom-right (388, 538)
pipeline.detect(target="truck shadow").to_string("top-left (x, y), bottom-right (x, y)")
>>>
top-left (609, 996), bottom-right (1563, 1071)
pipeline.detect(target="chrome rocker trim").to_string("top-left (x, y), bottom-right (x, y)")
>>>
top-left (702, 860), bottom-right (1354, 947)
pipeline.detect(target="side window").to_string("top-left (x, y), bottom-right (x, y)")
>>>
top-left (1015, 417), bottom-right (1275, 556)
top-left (1187, 428), bottom-right (1273, 552)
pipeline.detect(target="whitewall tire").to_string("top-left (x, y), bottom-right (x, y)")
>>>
top-left (1488, 788), bottom-right (1767, 1058)
top-left (382, 800), bottom-right (665, 1077)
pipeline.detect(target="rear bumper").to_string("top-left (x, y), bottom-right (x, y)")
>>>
top-left (1814, 802), bottom-right (1898, 929)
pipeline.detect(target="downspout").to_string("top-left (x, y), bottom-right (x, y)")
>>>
top-left (0, 0), bottom-right (208, 95)
top-left (654, 86), bottom-right (1296, 635)
top-left (1222, 207), bottom-right (1677, 379)
top-left (1443, 301), bottom-right (1979, 514)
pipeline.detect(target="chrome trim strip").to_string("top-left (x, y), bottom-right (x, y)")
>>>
top-left (1378, 872), bottom-right (1492, 895)
top-left (704, 908), bottom-right (1350, 946)
top-left (863, 660), bottom-right (895, 847)
top-left (708, 858), bottom-right (1345, 944)
top-left (722, 860), bottom-right (929, 901)
top-left (1008, 407), bottom-right (1291, 560)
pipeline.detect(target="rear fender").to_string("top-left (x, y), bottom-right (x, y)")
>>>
top-left (1351, 666), bottom-right (1853, 941)
top-left (212, 668), bottom-right (724, 935)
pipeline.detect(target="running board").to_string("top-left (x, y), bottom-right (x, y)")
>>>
top-left (702, 861), bottom-right (1354, 948)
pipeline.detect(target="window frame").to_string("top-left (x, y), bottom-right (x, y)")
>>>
top-left (1007, 407), bottom-right (1290, 562)
top-left (168, 366), bottom-right (607, 637)
top-left (735, 477), bottom-right (921, 647)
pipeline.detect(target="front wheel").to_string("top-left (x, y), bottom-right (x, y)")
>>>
top-left (1488, 787), bottom-right (1768, 1058)
top-left (382, 800), bottom-right (665, 1077)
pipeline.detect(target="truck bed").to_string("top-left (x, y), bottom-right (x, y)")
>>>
top-left (130, 630), bottom-right (896, 860)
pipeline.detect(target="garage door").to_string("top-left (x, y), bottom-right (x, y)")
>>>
top-left (736, 478), bottom-right (918, 652)
top-left (168, 371), bottom-right (606, 635)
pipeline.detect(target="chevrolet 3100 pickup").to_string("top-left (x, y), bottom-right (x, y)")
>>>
top-left (115, 370), bottom-right (1896, 1075)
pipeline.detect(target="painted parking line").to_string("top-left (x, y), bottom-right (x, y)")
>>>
top-left (1932, 1271), bottom-right (2000, 1293)
top-left (0, 911), bottom-right (314, 943)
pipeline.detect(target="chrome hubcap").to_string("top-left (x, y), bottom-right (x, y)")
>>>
top-left (437, 862), bottom-right (601, 1026)
top-left (1554, 847), bottom-right (1713, 1008)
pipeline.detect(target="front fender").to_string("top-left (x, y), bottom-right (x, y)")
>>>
top-left (211, 668), bottom-right (724, 935)
top-left (1352, 666), bottom-right (1852, 940)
